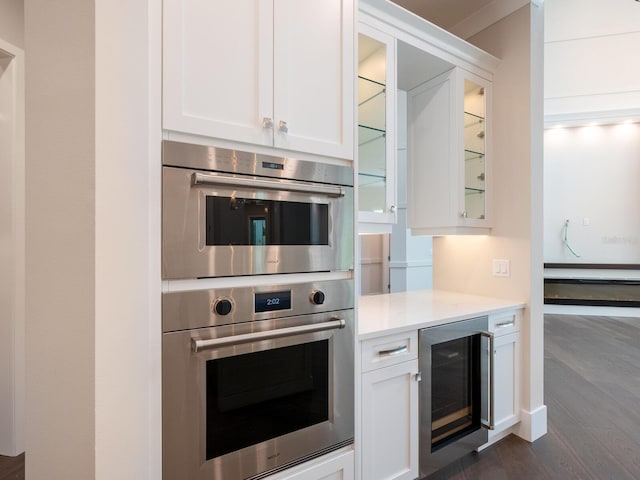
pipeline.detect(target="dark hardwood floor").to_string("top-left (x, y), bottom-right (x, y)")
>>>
top-left (430, 313), bottom-right (640, 480)
top-left (1, 314), bottom-right (639, 480)
top-left (0, 453), bottom-right (23, 480)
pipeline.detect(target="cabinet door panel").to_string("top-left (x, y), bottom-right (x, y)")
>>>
top-left (266, 450), bottom-right (354, 480)
top-left (362, 360), bottom-right (418, 480)
top-left (273, 0), bottom-right (354, 159)
top-left (163, 0), bottom-right (273, 146)
top-left (493, 332), bottom-right (520, 431)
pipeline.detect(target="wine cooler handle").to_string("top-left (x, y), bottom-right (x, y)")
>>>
top-left (481, 330), bottom-right (495, 430)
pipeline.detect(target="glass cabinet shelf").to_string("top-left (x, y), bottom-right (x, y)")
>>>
top-left (358, 27), bottom-right (395, 229)
top-left (359, 124), bottom-right (386, 146)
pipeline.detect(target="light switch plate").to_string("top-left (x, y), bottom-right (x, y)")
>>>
top-left (492, 259), bottom-right (510, 277)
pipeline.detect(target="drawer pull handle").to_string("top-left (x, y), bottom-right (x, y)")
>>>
top-left (495, 320), bottom-right (515, 329)
top-left (378, 345), bottom-right (408, 357)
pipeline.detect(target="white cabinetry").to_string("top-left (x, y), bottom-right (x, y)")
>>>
top-left (488, 310), bottom-right (521, 439)
top-left (265, 449), bottom-right (354, 480)
top-left (358, 20), bottom-right (397, 233)
top-left (408, 67), bottom-right (492, 235)
top-left (361, 332), bottom-right (419, 480)
top-left (163, 0), bottom-right (354, 160)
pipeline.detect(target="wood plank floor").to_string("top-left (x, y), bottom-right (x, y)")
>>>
top-left (1, 314), bottom-right (639, 480)
top-left (0, 453), bottom-right (23, 480)
top-left (429, 313), bottom-right (640, 479)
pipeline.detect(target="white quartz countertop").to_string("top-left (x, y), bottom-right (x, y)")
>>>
top-left (358, 289), bottom-right (525, 339)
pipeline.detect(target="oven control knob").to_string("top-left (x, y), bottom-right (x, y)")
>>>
top-left (310, 290), bottom-right (325, 305)
top-left (214, 298), bottom-right (233, 316)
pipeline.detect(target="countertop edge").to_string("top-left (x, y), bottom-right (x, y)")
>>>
top-left (357, 290), bottom-right (526, 340)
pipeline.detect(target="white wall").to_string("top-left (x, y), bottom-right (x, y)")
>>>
top-left (432, 3), bottom-right (547, 441)
top-left (94, 0), bottom-right (161, 479)
top-left (544, 0), bottom-right (640, 269)
top-left (545, 0), bottom-right (640, 117)
top-left (0, 36), bottom-right (24, 457)
top-left (545, 123), bottom-right (640, 263)
top-left (0, 0), bottom-right (24, 49)
top-left (25, 1), bottom-right (96, 476)
top-left (25, 0), bottom-right (161, 478)
top-left (0, 0), bottom-right (25, 458)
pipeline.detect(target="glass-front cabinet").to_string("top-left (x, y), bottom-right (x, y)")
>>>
top-left (358, 23), bottom-right (397, 234)
top-left (463, 78), bottom-right (487, 222)
top-left (408, 67), bottom-right (492, 235)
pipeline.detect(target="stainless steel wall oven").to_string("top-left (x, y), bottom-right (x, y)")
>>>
top-left (162, 279), bottom-right (355, 480)
top-left (162, 140), bottom-right (354, 280)
top-left (419, 317), bottom-right (493, 477)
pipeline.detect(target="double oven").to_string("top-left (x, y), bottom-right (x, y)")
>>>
top-left (161, 141), bottom-right (355, 480)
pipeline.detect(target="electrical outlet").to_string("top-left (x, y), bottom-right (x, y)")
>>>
top-left (492, 259), bottom-right (510, 277)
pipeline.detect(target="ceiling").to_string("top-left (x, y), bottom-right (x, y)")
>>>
top-left (391, 0), bottom-right (496, 31)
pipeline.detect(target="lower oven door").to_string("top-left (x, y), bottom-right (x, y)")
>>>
top-left (419, 317), bottom-right (490, 478)
top-left (163, 310), bottom-right (354, 480)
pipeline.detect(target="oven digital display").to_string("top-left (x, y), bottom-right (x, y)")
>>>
top-left (262, 161), bottom-right (284, 170)
top-left (255, 291), bottom-right (292, 313)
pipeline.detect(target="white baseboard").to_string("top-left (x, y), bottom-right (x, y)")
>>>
top-left (516, 405), bottom-right (547, 442)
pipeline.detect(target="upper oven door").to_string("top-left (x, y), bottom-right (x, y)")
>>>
top-left (162, 166), bottom-right (354, 279)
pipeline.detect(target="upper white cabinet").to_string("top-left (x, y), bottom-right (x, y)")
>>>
top-left (358, 22), bottom-right (397, 233)
top-left (163, 0), bottom-right (354, 160)
top-left (359, 0), bottom-right (498, 236)
top-left (408, 67), bottom-right (492, 235)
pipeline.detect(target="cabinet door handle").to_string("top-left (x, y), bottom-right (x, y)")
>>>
top-left (279, 120), bottom-right (289, 133)
top-left (460, 211), bottom-right (468, 218)
top-left (495, 320), bottom-right (515, 329)
top-left (389, 205), bottom-right (396, 213)
top-left (414, 372), bottom-right (422, 382)
top-left (262, 117), bottom-right (274, 129)
top-left (377, 345), bottom-right (408, 357)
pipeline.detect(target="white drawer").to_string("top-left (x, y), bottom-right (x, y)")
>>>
top-left (361, 330), bottom-right (418, 372)
top-left (489, 310), bottom-right (521, 336)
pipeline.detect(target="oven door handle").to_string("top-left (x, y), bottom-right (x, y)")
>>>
top-left (192, 172), bottom-right (346, 198)
top-left (481, 330), bottom-right (495, 430)
top-left (192, 318), bottom-right (346, 353)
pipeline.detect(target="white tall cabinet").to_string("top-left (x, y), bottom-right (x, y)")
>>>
top-left (163, 0), bottom-right (354, 160)
top-left (360, 332), bottom-right (419, 480)
top-left (488, 310), bottom-right (521, 438)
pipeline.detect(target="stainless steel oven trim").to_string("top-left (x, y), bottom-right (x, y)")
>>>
top-left (162, 166), bottom-right (354, 280)
top-left (162, 279), bottom-right (355, 332)
top-left (163, 140), bottom-right (354, 187)
top-left (162, 309), bottom-right (355, 480)
top-left (419, 316), bottom-right (489, 478)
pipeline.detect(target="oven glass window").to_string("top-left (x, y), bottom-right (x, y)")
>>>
top-left (430, 335), bottom-right (481, 451)
top-left (205, 340), bottom-right (329, 460)
top-left (206, 196), bottom-right (329, 246)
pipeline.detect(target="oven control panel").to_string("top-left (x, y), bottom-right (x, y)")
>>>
top-left (162, 279), bottom-right (354, 332)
